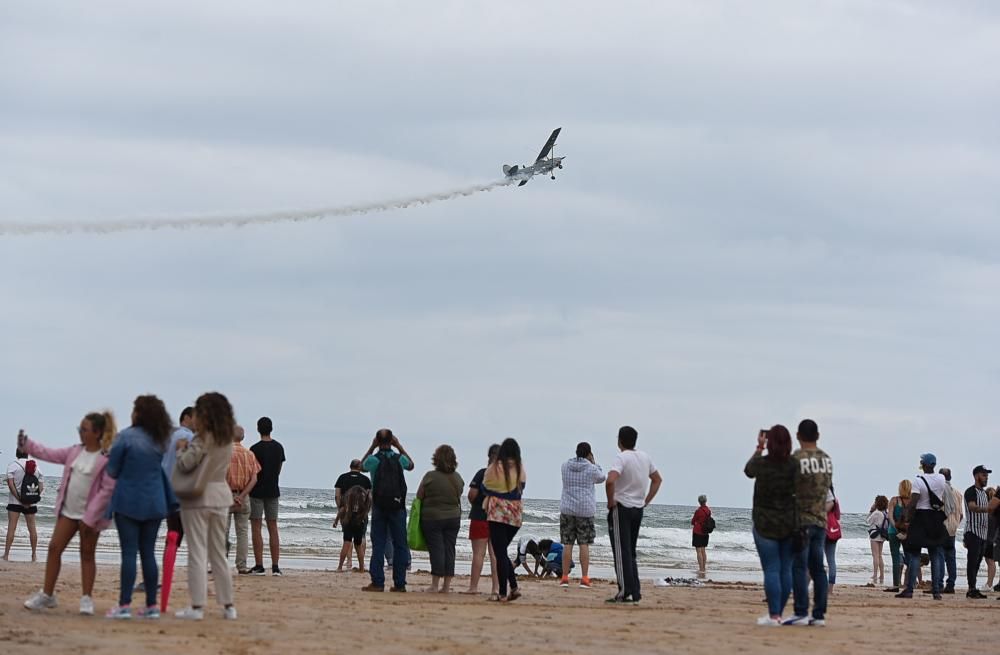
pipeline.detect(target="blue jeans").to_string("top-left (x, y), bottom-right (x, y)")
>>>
top-left (369, 505), bottom-right (408, 589)
top-left (115, 514), bottom-right (162, 607)
top-left (905, 545), bottom-right (944, 593)
top-left (753, 528), bottom-right (793, 618)
top-left (384, 529), bottom-right (411, 568)
top-left (792, 525), bottom-right (828, 620)
top-left (824, 538), bottom-right (838, 585)
top-left (942, 535), bottom-right (956, 589)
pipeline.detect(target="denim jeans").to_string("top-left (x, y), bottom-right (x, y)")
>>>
top-left (888, 533), bottom-right (903, 587)
top-left (942, 535), bottom-right (956, 589)
top-left (369, 505), bottom-right (408, 589)
top-left (905, 545), bottom-right (944, 593)
top-left (792, 524), bottom-right (828, 620)
top-left (824, 539), bottom-right (838, 585)
top-left (753, 528), bottom-right (793, 618)
top-left (115, 514), bottom-right (162, 607)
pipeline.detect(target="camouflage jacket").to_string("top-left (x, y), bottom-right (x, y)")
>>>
top-left (792, 447), bottom-right (833, 528)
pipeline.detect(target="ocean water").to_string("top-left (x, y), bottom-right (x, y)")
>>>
top-left (2, 479), bottom-right (888, 583)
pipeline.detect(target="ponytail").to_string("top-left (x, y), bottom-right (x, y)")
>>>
top-left (85, 410), bottom-right (118, 453)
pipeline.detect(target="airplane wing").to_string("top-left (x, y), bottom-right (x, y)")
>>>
top-left (518, 179), bottom-right (529, 187)
top-left (534, 127), bottom-right (562, 162)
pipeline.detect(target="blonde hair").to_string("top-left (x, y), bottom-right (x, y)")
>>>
top-left (85, 410), bottom-right (118, 453)
top-left (898, 479), bottom-right (912, 500)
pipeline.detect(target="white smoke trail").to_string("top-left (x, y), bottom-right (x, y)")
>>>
top-left (0, 179), bottom-right (514, 236)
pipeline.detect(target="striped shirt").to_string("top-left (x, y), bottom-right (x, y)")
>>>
top-left (227, 442), bottom-right (261, 492)
top-left (964, 485), bottom-right (989, 540)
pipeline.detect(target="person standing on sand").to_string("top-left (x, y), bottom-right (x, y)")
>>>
top-left (104, 395), bottom-right (177, 619)
top-left (173, 392), bottom-right (238, 621)
top-left (161, 407), bottom-right (194, 547)
top-left (691, 495), bottom-right (712, 575)
top-left (605, 425), bottom-right (661, 605)
top-left (559, 441), bottom-right (605, 588)
top-left (895, 453), bottom-right (948, 600)
top-left (938, 467), bottom-right (963, 594)
top-left (883, 479), bottom-right (912, 593)
top-left (334, 459), bottom-right (371, 572)
top-left (784, 419), bottom-right (833, 626)
top-left (866, 495), bottom-right (889, 586)
top-left (745, 425), bottom-right (796, 626)
top-left (5, 446), bottom-right (43, 562)
top-left (482, 437), bottom-right (527, 603)
top-left (962, 466), bottom-right (990, 599)
top-left (20, 414), bottom-right (117, 615)
top-left (416, 444), bottom-right (464, 593)
top-left (249, 416), bottom-right (285, 576)
top-left (361, 429), bottom-right (414, 592)
top-left (463, 443), bottom-right (500, 597)
top-left (226, 425), bottom-right (259, 575)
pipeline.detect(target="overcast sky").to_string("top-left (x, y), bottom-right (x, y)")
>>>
top-left (1, 1), bottom-right (997, 510)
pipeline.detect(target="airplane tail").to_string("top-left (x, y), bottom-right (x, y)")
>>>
top-left (502, 164), bottom-right (519, 176)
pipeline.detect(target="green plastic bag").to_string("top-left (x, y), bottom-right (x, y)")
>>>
top-left (407, 498), bottom-right (428, 551)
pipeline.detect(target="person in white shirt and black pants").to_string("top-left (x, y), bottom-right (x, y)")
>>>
top-left (605, 426), bottom-right (661, 604)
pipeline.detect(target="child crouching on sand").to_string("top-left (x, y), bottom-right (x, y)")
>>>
top-left (21, 412), bottom-right (118, 616)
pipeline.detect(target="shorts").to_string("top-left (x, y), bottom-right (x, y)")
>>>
top-left (560, 514), bottom-right (596, 545)
top-left (692, 533), bottom-right (709, 548)
top-left (343, 520), bottom-right (368, 546)
top-left (469, 519), bottom-right (490, 541)
top-left (250, 497), bottom-right (279, 521)
top-left (7, 504), bottom-right (38, 515)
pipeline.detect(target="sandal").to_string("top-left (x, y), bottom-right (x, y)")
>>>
top-left (487, 594), bottom-right (501, 602)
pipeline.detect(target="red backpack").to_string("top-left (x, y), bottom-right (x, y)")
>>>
top-left (825, 497), bottom-right (842, 542)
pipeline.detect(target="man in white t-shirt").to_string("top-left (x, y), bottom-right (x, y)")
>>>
top-left (605, 425), bottom-right (662, 604)
top-left (896, 453), bottom-right (948, 599)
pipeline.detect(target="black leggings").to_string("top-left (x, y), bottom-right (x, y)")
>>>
top-left (488, 521), bottom-right (520, 597)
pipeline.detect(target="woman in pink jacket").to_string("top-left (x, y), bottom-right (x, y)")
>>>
top-left (20, 411), bottom-right (118, 616)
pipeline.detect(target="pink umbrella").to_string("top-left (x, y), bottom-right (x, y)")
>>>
top-left (160, 530), bottom-right (180, 613)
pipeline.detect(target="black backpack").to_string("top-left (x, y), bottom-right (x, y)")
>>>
top-left (703, 515), bottom-right (716, 534)
top-left (372, 452), bottom-right (406, 512)
top-left (19, 463), bottom-right (42, 506)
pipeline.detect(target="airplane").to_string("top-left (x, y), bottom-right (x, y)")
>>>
top-left (502, 127), bottom-right (564, 187)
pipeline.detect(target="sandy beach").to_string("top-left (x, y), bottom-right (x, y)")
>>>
top-left (2, 558), bottom-right (997, 655)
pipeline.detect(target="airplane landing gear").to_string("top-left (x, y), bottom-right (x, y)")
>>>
top-left (551, 175), bottom-right (556, 180)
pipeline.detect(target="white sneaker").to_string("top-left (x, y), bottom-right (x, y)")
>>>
top-left (223, 606), bottom-right (238, 620)
top-left (175, 607), bottom-right (204, 620)
top-left (24, 590), bottom-right (57, 611)
top-left (757, 616), bottom-right (782, 626)
top-left (782, 615), bottom-right (811, 626)
top-left (809, 618), bottom-right (826, 627)
top-left (79, 595), bottom-right (94, 615)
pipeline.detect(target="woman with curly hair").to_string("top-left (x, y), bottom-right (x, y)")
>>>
top-left (173, 392), bottom-right (238, 620)
top-left (416, 444), bottom-right (464, 593)
top-left (20, 411), bottom-right (118, 615)
top-left (105, 395), bottom-right (177, 619)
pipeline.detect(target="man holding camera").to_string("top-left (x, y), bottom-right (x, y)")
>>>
top-left (361, 429), bottom-right (413, 592)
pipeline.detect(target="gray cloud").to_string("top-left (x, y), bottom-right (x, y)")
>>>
top-left (1, 1), bottom-right (998, 507)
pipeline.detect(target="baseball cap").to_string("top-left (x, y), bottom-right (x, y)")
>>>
top-left (973, 465), bottom-right (992, 475)
top-left (919, 453), bottom-right (937, 467)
